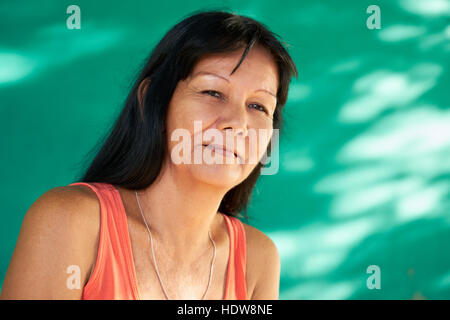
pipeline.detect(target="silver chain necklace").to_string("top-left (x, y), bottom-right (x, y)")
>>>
top-left (135, 191), bottom-right (216, 300)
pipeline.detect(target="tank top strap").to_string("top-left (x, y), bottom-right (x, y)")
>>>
top-left (68, 182), bottom-right (140, 300)
top-left (223, 214), bottom-right (247, 300)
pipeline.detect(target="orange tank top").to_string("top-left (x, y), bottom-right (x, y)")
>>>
top-left (68, 182), bottom-right (247, 300)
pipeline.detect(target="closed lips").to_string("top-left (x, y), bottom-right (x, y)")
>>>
top-left (202, 144), bottom-right (239, 159)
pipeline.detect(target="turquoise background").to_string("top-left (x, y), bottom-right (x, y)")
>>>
top-left (1, 0), bottom-right (449, 299)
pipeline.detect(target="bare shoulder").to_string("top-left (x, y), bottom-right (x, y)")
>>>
top-left (241, 222), bottom-right (279, 257)
top-left (23, 185), bottom-right (101, 234)
top-left (43, 184), bottom-right (99, 207)
top-left (0, 185), bottom-right (100, 299)
top-left (20, 184), bottom-right (100, 240)
top-left (241, 222), bottom-right (281, 299)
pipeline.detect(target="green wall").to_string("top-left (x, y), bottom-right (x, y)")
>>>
top-left (1, 0), bottom-right (449, 299)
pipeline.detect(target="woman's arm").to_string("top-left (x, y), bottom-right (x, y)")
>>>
top-left (0, 187), bottom-right (99, 299)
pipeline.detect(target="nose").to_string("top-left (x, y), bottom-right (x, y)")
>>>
top-left (217, 102), bottom-right (249, 138)
top-left (223, 126), bottom-right (247, 138)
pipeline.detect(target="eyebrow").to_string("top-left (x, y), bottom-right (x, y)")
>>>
top-left (192, 71), bottom-right (277, 98)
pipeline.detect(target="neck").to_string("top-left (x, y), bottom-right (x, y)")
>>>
top-left (133, 163), bottom-right (228, 260)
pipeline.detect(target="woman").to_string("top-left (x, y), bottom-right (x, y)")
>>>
top-left (1, 10), bottom-right (298, 300)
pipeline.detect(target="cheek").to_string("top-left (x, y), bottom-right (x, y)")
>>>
top-left (239, 129), bottom-right (272, 169)
top-left (261, 128), bottom-right (273, 151)
top-left (168, 100), bottom-right (218, 134)
top-left (166, 99), bottom-right (219, 156)
top-left (254, 128), bottom-right (273, 160)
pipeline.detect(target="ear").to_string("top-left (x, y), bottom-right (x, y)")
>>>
top-left (138, 77), bottom-right (151, 107)
top-left (137, 78), bottom-right (151, 121)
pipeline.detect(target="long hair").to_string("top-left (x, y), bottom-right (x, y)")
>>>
top-left (76, 9), bottom-right (298, 220)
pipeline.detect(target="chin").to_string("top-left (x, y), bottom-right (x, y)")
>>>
top-left (188, 163), bottom-right (245, 188)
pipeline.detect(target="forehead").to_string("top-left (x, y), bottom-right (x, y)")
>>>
top-left (190, 45), bottom-right (279, 91)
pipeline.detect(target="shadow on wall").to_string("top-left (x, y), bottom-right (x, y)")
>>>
top-left (248, 0), bottom-right (450, 299)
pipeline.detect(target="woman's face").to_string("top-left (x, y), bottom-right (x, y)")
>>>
top-left (164, 44), bottom-right (279, 189)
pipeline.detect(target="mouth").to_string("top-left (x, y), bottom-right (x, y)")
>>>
top-left (202, 143), bottom-right (240, 160)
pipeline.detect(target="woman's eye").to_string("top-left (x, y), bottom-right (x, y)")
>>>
top-left (249, 103), bottom-right (269, 115)
top-left (202, 90), bottom-right (270, 116)
top-left (202, 90), bottom-right (222, 99)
